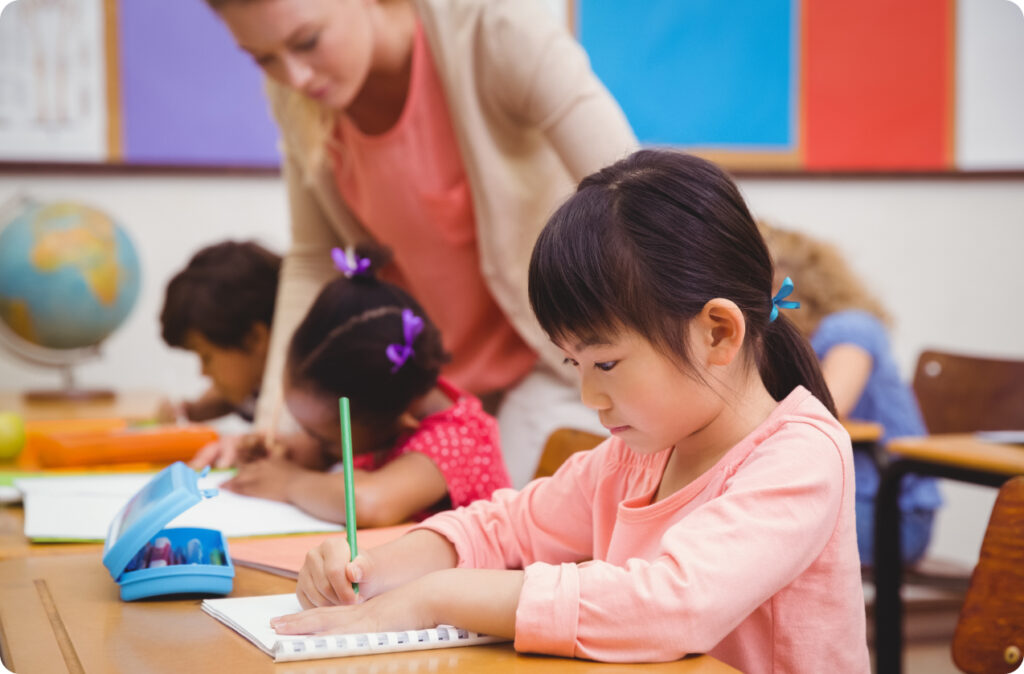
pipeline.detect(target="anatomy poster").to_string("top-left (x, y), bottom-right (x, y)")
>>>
top-left (0, 0), bottom-right (108, 162)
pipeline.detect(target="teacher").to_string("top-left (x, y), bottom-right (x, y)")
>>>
top-left (208, 0), bottom-right (637, 486)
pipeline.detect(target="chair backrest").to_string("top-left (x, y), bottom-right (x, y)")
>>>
top-left (533, 428), bottom-right (606, 480)
top-left (952, 476), bottom-right (1024, 674)
top-left (913, 350), bottom-right (1024, 434)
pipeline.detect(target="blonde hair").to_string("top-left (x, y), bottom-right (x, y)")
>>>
top-left (263, 80), bottom-right (338, 178)
top-left (758, 221), bottom-right (891, 337)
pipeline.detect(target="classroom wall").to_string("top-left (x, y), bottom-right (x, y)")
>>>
top-left (0, 171), bottom-right (1019, 566)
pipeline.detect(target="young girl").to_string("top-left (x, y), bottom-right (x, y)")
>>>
top-left (269, 151), bottom-right (870, 672)
top-left (222, 247), bottom-right (511, 527)
top-left (759, 222), bottom-right (941, 566)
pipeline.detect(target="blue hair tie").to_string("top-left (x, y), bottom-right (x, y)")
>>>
top-left (769, 276), bottom-right (800, 322)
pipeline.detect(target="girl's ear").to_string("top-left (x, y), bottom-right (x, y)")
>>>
top-left (694, 298), bottom-right (746, 367)
top-left (244, 321), bottom-right (270, 355)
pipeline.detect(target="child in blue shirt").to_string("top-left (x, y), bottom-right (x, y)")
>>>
top-left (760, 222), bottom-right (941, 566)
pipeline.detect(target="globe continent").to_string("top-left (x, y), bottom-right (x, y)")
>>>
top-left (0, 201), bottom-right (140, 350)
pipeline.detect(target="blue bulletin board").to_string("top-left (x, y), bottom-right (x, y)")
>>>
top-left (579, 0), bottom-right (796, 150)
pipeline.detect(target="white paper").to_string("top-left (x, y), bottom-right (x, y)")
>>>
top-left (15, 472), bottom-right (343, 540)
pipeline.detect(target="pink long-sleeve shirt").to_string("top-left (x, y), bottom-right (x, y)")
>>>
top-left (417, 387), bottom-right (870, 672)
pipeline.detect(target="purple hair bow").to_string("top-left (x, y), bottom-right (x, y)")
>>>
top-left (331, 246), bottom-right (371, 278)
top-left (386, 309), bottom-right (424, 373)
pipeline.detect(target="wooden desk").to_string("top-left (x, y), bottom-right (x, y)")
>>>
top-left (0, 391), bottom-right (163, 422)
top-left (873, 434), bottom-right (1024, 674)
top-left (0, 554), bottom-right (737, 674)
top-left (843, 420), bottom-right (883, 444)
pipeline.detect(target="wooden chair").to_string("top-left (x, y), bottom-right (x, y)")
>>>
top-left (899, 350), bottom-right (1024, 593)
top-left (951, 476), bottom-right (1024, 673)
top-left (533, 428), bottom-right (606, 480)
top-left (913, 350), bottom-right (1024, 434)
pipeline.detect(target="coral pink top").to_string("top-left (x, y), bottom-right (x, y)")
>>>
top-left (350, 379), bottom-right (509, 518)
top-left (331, 24), bottom-right (537, 396)
top-left (418, 387), bottom-right (870, 672)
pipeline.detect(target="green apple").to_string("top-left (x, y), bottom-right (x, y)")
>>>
top-left (0, 412), bottom-right (26, 460)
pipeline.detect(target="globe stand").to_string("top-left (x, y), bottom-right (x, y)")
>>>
top-left (24, 366), bottom-right (114, 403)
top-left (0, 320), bottom-right (115, 402)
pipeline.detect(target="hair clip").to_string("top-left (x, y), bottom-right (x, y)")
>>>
top-left (385, 309), bottom-right (424, 373)
top-left (331, 246), bottom-right (371, 278)
top-left (769, 276), bottom-right (800, 322)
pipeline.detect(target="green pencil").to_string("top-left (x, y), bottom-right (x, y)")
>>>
top-left (339, 396), bottom-right (358, 594)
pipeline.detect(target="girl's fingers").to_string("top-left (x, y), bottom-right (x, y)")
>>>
top-left (321, 541), bottom-right (358, 604)
top-left (271, 606), bottom-right (357, 636)
top-left (309, 544), bottom-right (346, 602)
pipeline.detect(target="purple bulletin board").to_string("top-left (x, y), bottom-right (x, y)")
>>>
top-left (117, 0), bottom-right (280, 168)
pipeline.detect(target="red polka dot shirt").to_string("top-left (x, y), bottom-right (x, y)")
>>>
top-left (351, 378), bottom-right (510, 518)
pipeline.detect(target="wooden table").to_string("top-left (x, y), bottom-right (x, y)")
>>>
top-left (0, 391), bottom-right (164, 422)
top-left (873, 433), bottom-right (1024, 674)
top-left (844, 419), bottom-right (883, 444)
top-left (0, 554), bottom-right (737, 674)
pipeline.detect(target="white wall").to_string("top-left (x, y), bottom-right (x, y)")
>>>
top-left (0, 172), bottom-right (1021, 565)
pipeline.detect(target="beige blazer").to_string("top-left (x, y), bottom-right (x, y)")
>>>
top-left (257, 0), bottom-right (637, 423)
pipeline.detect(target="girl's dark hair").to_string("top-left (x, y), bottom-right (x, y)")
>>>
top-left (161, 240), bottom-right (281, 349)
top-left (528, 149), bottom-right (835, 415)
top-left (287, 246), bottom-right (450, 425)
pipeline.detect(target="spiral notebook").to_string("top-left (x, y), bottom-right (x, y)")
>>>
top-left (201, 593), bottom-right (509, 662)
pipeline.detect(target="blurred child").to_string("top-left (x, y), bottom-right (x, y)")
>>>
top-left (759, 221), bottom-right (941, 566)
top-left (268, 151), bottom-right (870, 673)
top-left (160, 240), bottom-right (280, 423)
top-left (221, 247), bottom-right (510, 527)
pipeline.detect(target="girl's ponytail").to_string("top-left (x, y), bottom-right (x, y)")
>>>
top-left (760, 314), bottom-right (836, 417)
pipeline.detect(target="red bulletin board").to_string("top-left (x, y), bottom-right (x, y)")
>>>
top-left (802, 0), bottom-right (954, 171)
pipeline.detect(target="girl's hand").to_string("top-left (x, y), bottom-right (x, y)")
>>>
top-left (281, 568), bottom-right (522, 640)
top-left (190, 431), bottom-right (288, 470)
top-left (190, 433), bottom-right (245, 469)
top-left (296, 538), bottom-right (381, 609)
top-left (222, 455), bottom-right (305, 502)
top-left (274, 573), bottom-right (442, 636)
top-left (235, 433), bottom-right (289, 464)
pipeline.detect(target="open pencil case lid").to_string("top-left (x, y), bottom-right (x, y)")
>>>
top-left (102, 461), bottom-right (234, 600)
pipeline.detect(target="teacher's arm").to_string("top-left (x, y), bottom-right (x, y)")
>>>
top-left (484, 0), bottom-right (638, 179)
top-left (254, 152), bottom-right (344, 426)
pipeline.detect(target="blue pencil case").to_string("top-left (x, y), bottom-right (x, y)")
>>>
top-left (102, 461), bottom-right (234, 601)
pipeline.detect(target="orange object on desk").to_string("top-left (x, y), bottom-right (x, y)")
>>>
top-left (21, 421), bottom-right (217, 468)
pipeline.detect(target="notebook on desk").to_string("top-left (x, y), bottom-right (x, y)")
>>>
top-left (201, 593), bottom-right (508, 662)
top-left (974, 430), bottom-right (1024, 445)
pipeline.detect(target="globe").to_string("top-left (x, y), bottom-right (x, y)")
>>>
top-left (0, 199), bottom-right (140, 372)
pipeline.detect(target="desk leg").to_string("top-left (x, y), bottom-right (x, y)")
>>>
top-left (873, 459), bottom-right (1009, 674)
top-left (874, 460), bottom-right (907, 674)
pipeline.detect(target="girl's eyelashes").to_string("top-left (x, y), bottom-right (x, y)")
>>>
top-left (562, 356), bottom-right (617, 372)
top-left (293, 34), bottom-right (320, 51)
